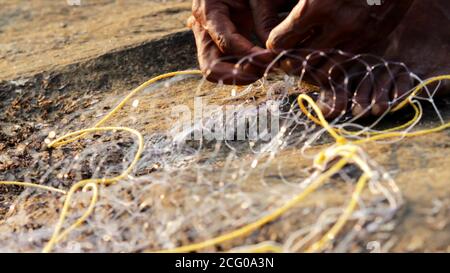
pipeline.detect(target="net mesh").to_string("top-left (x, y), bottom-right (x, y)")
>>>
top-left (0, 49), bottom-right (449, 253)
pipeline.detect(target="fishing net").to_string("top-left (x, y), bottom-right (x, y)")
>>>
top-left (0, 49), bottom-right (449, 252)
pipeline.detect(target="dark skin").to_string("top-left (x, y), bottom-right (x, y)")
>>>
top-left (267, 0), bottom-right (416, 119)
top-left (189, 0), bottom-right (450, 119)
top-left (188, 0), bottom-right (297, 84)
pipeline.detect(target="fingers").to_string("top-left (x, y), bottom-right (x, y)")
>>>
top-left (351, 63), bottom-right (415, 118)
top-left (249, 0), bottom-right (284, 43)
top-left (190, 16), bottom-right (266, 85)
top-left (370, 64), bottom-right (415, 116)
top-left (351, 71), bottom-right (374, 119)
top-left (314, 53), bottom-right (354, 119)
top-left (281, 50), bottom-right (356, 119)
top-left (192, 0), bottom-right (271, 65)
top-left (390, 68), bottom-right (414, 106)
top-left (206, 11), bottom-right (259, 56)
top-left (282, 49), bottom-right (352, 88)
top-left (316, 82), bottom-right (350, 120)
top-left (190, 0), bottom-right (276, 85)
top-left (266, 0), bottom-right (314, 51)
top-left (370, 68), bottom-right (394, 116)
top-left (308, 51), bottom-right (351, 87)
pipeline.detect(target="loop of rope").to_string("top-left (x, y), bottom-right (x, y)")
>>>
top-left (1, 70), bottom-right (449, 253)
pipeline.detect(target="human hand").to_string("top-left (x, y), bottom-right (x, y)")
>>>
top-left (266, 0), bottom-right (415, 118)
top-left (188, 0), bottom-right (296, 85)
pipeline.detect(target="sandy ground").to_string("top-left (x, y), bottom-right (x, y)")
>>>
top-left (0, 0), bottom-right (449, 252)
top-left (0, 0), bottom-right (191, 80)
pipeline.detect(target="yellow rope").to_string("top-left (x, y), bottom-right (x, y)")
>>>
top-left (230, 242), bottom-right (284, 253)
top-left (42, 183), bottom-right (98, 253)
top-left (0, 70), bottom-right (449, 253)
top-left (298, 76), bottom-right (450, 138)
top-left (42, 126), bottom-right (144, 252)
top-left (306, 173), bottom-right (369, 252)
top-left (154, 75), bottom-right (450, 253)
top-left (1, 71), bottom-right (200, 252)
top-left (50, 70), bottom-right (202, 147)
top-left (391, 75), bottom-right (450, 112)
top-left (0, 181), bottom-right (66, 195)
top-left (155, 156), bottom-right (352, 253)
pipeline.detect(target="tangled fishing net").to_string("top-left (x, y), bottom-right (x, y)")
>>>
top-left (0, 49), bottom-right (449, 253)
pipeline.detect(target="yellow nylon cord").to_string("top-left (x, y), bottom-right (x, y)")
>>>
top-left (231, 242), bottom-right (284, 253)
top-left (2, 71), bottom-right (200, 252)
top-left (52, 70), bottom-right (202, 147)
top-left (391, 75), bottom-right (450, 112)
top-left (0, 70), bottom-right (449, 253)
top-left (306, 173), bottom-right (369, 252)
top-left (0, 181), bottom-right (66, 195)
top-left (42, 183), bottom-right (98, 253)
top-left (298, 89), bottom-right (422, 137)
top-left (155, 156), bottom-right (352, 253)
top-left (42, 126), bottom-right (144, 252)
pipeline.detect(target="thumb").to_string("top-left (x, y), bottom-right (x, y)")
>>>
top-left (266, 0), bottom-right (311, 50)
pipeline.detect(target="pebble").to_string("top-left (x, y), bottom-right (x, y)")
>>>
top-left (48, 131), bottom-right (56, 139)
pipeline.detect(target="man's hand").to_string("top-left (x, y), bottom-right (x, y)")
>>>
top-left (267, 0), bottom-right (414, 54)
top-left (188, 0), bottom-right (296, 85)
top-left (266, 0), bottom-right (415, 118)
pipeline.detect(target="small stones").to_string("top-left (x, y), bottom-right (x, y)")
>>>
top-left (48, 131), bottom-right (56, 139)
